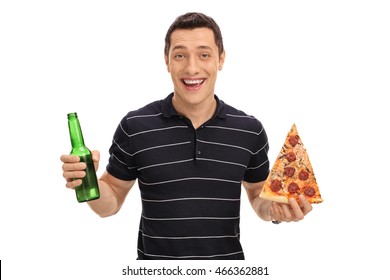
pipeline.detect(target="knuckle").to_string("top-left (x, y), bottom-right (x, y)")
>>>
top-left (284, 213), bottom-right (292, 222)
top-left (295, 213), bottom-right (305, 221)
top-left (303, 206), bottom-right (313, 215)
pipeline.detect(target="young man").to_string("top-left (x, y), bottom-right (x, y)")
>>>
top-left (61, 12), bottom-right (312, 260)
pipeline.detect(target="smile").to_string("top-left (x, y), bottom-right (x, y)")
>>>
top-left (182, 79), bottom-right (205, 86)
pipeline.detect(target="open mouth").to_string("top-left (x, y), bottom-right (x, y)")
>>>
top-left (182, 79), bottom-right (205, 90)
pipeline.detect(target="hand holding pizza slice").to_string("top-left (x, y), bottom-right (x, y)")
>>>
top-left (260, 124), bottom-right (323, 204)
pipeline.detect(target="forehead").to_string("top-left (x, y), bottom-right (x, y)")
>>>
top-left (170, 27), bottom-right (217, 51)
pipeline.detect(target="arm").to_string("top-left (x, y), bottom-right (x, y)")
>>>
top-left (242, 180), bottom-right (272, 221)
top-left (242, 180), bottom-right (312, 222)
top-left (88, 171), bottom-right (136, 218)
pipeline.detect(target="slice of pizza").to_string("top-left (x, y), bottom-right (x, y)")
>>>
top-left (259, 123), bottom-right (323, 204)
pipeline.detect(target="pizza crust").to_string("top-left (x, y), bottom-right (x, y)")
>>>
top-left (259, 191), bottom-right (289, 203)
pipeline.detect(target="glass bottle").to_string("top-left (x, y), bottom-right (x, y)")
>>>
top-left (67, 112), bottom-right (100, 202)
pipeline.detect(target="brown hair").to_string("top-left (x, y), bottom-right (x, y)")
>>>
top-left (164, 12), bottom-right (224, 57)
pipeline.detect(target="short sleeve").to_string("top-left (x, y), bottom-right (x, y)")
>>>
top-left (243, 121), bottom-right (270, 183)
top-left (106, 115), bottom-right (138, 181)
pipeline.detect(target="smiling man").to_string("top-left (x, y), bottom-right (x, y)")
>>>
top-left (61, 12), bottom-right (312, 260)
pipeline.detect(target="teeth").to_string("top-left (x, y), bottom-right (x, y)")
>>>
top-left (184, 79), bottom-right (204, 85)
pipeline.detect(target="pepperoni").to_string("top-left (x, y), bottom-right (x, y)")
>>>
top-left (287, 182), bottom-right (300, 194)
top-left (304, 186), bottom-right (316, 197)
top-left (270, 179), bottom-right (282, 192)
top-left (288, 135), bottom-right (299, 147)
top-left (286, 152), bottom-right (296, 162)
top-left (284, 167), bottom-right (295, 177)
top-left (298, 170), bottom-right (309, 181)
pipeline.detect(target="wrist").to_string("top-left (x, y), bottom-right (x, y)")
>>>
top-left (259, 200), bottom-right (273, 221)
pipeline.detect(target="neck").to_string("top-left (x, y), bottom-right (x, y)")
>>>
top-left (172, 94), bottom-right (217, 129)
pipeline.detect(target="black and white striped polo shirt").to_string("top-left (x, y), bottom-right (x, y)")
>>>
top-left (107, 93), bottom-right (269, 260)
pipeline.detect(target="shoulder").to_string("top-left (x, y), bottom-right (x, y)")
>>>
top-left (221, 100), bottom-right (265, 133)
top-left (123, 100), bottom-right (162, 121)
top-left (116, 99), bottom-right (164, 135)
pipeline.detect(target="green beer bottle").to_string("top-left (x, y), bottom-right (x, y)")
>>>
top-left (67, 112), bottom-right (100, 203)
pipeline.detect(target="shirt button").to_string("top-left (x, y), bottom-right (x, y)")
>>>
top-left (197, 150), bottom-right (202, 155)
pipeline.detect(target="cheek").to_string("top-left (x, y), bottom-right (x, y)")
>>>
top-left (168, 63), bottom-right (180, 75)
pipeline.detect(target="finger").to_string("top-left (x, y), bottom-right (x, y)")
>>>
top-left (281, 203), bottom-right (293, 222)
top-left (298, 194), bottom-right (313, 215)
top-left (63, 170), bottom-right (86, 181)
top-left (289, 198), bottom-right (304, 221)
top-left (66, 179), bottom-right (83, 189)
top-left (62, 162), bottom-right (87, 172)
top-left (91, 150), bottom-right (100, 171)
top-left (60, 154), bottom-right (80, 163)
top-left (270, 202), bottom-right (282, 221)
top-left (91, 150), bottom-right (100, 162)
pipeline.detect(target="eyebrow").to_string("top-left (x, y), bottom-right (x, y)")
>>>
top-left (171, 45), bottom-right (213, 52)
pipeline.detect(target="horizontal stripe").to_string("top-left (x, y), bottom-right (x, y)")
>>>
top-left (226, 113), bottom-right (255, 119)
top-left (142, 197), bottom-right (240, 203)
top-left (137, 157), bottom-right (247, 172)
top-left (197, 157), bottom-right (247, 168)
top-left (253, 141), bottom-right (269, 155)
top-left (126, 112), bottom-right (163, 120)
top-left (137, 249), bottom-right (244, 259)
top-left (246, 159), bottom-right (269, 170)
top-left (138, 158), bottom-right (193, 171)
top-left (206, 125), bottom-right (263, 136)
top-left (139, 177), bottom-right (241, 186)
top-left (113, 140), bottom-right (191, 156)
top-left (197, 139), bottom-right (254, 154)
top-left (131, 141), bottom-right (192, 156)
top-left (142, 215), bottom-right (240, 221)
top-left (127, 126), bottom-right (188, 138)
top-left (142, 232), bottom-right (240, 240)
top-left (111, 154), bottom-right (138, 170)
top-left (111, 153), bottom-right (127, 166)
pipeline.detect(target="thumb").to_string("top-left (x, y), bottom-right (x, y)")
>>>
top-left (91, 150), bottom-right (100, 171)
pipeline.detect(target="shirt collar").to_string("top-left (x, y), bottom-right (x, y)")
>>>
top-left (161, 92), bottom-right (227, 119)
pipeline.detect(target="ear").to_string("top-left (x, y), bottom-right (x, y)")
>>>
top-left (164, 54), bottom-right (171, 73)
top-left (218, 50), bottom-right (226, 71)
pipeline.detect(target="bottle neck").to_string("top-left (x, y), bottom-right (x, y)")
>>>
top-left (68, 113), bottom-right (85, 148)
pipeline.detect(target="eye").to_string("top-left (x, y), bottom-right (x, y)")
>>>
top-left (200, 53), bottom-right (210, 59)
top-left (174, 53), bottom-right (185, 59)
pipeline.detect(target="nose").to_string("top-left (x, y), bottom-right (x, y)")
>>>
top-left (184, 55), bottom-right (200, 75)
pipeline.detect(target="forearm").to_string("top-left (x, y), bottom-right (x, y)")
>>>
top-left (243, 180), bottom-right (272, 221)
top-left (87, 179), bottom-right (120, 218)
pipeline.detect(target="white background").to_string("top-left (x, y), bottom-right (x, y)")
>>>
top-left (1, 0), bottom-right (389, 279)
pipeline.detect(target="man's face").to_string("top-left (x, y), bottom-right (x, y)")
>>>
top-left (165, 27), bottom-right (225, 108)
